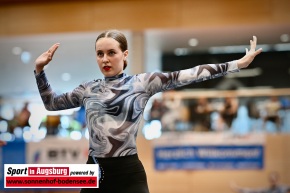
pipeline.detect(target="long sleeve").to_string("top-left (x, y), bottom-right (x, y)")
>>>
top-left (34, 70), bottom-right (87, 111)
top-left (138, 60), bottom-right (239, 96)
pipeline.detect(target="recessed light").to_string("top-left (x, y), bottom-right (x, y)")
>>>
top-left (188, 38), bottom-right (199, 47)
top-left (61, 73), bottom-right (71, 81)
top-left (21, 51), bottom-right (31, 64)
top-left (280, 34), bottom-right (290, 42)
top-left (274, 43), bottom-right (290, 51)
top-left (12, 47), bottom-right (22, 55)
top-left (174, 48), bottom-right (189, 56)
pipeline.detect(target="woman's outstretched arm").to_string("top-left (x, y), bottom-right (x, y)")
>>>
top-left (140, 36), bottom-right (262, 96)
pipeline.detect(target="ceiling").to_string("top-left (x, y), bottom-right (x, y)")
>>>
top-left (0, 0), bottom-right (81, 4)
top-left (0, 23), bottom-right (289, 101)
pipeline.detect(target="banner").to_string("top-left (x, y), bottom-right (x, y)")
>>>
top-left (4, 164), bottom-right (98, 188)
top-left (153, 132), bottom-right (265, 170)
top-left (154, 145), bottom-right (264, 170)
top-left (26, 137), bottom-right (89, 164)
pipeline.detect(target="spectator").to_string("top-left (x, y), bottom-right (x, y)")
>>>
top-left (0, 140), bottom-right (6, 146)
top-left (16, 102), bottom-right (31, 128)
top-left (221, 97), bottom-right (239, 129)
top-left (149, 99), bottom-right (165, 121)
top-left (191, 97), bottom-right (212, 131)
top-left (263, 96), bottom-right (281, 132)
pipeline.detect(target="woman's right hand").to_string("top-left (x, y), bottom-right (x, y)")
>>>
top-left (35, 43), bottom-right (60, 74)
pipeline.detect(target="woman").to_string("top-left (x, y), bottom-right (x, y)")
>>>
top-left (34, 30), bottom-right (262, 193)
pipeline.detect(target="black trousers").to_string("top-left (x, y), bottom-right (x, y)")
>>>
top-left (80, 154), bottom-right (150, 193)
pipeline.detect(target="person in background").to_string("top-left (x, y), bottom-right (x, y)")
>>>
top-left (221, 96), bottom-right (239, 129)
top-left (160, 90), bottom-right (184, 131)
top-left (0, 140), bottom-right (6, 146)
top-left (263, 96), bottom-right (281, 132)
top-left (231, 105), bottom-right (252, 135)
top-left (192, 97), bottom-right (213, 131)
top-left (231, 171), bottom-right (290, 193)
top-left (33, 30), bottom-right (262, 193)
top-left (149, 99), bottom-right (165, 121)
top-left (16, 101), bottom-right (31, 128)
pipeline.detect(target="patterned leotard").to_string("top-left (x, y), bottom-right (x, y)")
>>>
top-left (35, 61), bottom-right (239, 158)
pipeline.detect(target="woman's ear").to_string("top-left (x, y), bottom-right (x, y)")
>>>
top-left (124, 50), bottom-right (128, 59)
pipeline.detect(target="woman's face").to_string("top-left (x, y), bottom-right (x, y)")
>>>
top-left (95, 37), bottom-right (128, 77)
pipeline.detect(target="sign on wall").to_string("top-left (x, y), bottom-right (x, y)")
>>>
top-left (153, 132), bottom-right (265, 170)
top-left (26, 137), bottom-right (89, 164)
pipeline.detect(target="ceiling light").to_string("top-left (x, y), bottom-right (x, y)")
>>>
top-left (274, 43), bottom-right (290, 51)
top-left (209, 45), bottom-right (247, 54)
top-left (174, 48), bottom-right (189, 56)
top-left (21, 51), bottom-right (31, 64)
top-left (188, 38), bottom-right (199, 47)
top-left (280, 34), bottom-right (290, 42)
top-left (209, 44), bottom-right (271, 54)
top-left (61, 72), bottom-right (71, 81)
top-left (12, 47), bottom-right (22, 55)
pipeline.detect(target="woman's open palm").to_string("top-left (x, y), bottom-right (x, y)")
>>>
top-left (237, 36), bottom-right (263, 68)
top-left (35, 43), bottom-right (59, 73)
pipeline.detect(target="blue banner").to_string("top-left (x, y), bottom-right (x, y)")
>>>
top-left (154, 145), bottom-right (264, 170)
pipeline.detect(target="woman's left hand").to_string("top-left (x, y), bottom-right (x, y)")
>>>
top-left (237, 36), bottom-right (263, 69)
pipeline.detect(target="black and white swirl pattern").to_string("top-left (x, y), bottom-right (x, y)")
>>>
top-left (35, 61), bottom-right (239, 157)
